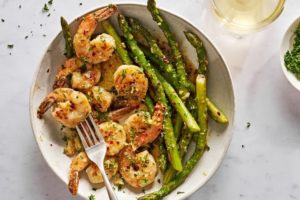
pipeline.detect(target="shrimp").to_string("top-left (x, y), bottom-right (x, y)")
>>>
top-left (37, 88), bottom-right (91, 128)
top-left (123, 111), bottom-right (152, 143)
top-left (86, 156), bottom-right (118, 184)
top-left (132, 103), bottom-right (165, 149)
top-left (119, 147), bottom-right (157, 188)
top-left (118, 103), bottom-right (165, 188)
top-left (113, 65), bottom-right (148, 104)
top-left (73, 5), bottom-right (117, 64)
top-left (89, 86), bottom-right (113, 112)
top-left (98, 121), bottom-right (126, 156)
top-left (53, 58), bottom-right (101, 90)
top-left (68, 152), bottom-right (90, 195)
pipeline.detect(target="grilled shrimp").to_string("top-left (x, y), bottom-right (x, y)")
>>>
top-left (53, 58), bottom-right (101, 90)
top-left (123, 111), bottom-right (152, 143)
top-left (118, 103), bottom-right (164, 188)
top-left (68, 152), bottom-right (90, 195)
top-left (113, 65), bottom-right (148, 104)
top-left (98, 121), bottom-right (126, 156)
top-left (119, 147), bottom-right (157, 188)
top-left (89, 86), bottom-right (113, 112)
top-left (86, 156), bottom-right (118, 184)
top-left (37, 88), bottom-right (91, 128)
top-left (73, 5), bottom-right (117, 64)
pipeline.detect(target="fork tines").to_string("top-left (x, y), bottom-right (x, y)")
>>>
top-left (76, 114), bottom-right (101, 148)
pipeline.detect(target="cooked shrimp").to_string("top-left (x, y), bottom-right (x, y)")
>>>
top-left (98, 121), bottom-right (126, 156)
top-left (86, 156), bottom-right (118, 184)
top-left (119, 147), bottom-right (157, 188)
top-left (53, 58), bottom-right (101, 90)
top-left (68, 152), bottom-right (90, 195)
top-left (37, 88), bottom-right (91, 128)
top-left (133, 103), bottom-right (164, 149)
top-left (123, 111), bottom-right (152, 143)
top-left (113, 65), bottom-right (148, 103)
top-left (89, 86), bottom-right (113, 112)
top-left (73, 6), bottom-right (117, 64)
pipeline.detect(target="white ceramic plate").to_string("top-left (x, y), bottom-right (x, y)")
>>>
top-left (280, 16), bottom-right (300, 91)
top-left (30, 4), bottom-right (235, 200)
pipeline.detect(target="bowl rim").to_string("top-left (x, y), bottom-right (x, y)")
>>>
top-left (280, 16), bottom-right (300, 91)
top-left (29, 3), bottom-right (235, 200)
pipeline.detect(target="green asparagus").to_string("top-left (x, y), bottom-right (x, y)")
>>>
top-left (144, 95), bottom-right (155, 114)
top-left (155, 69), bottom-right (200, 133)
top-left (147, 0), bottom-right (193, 97)
top-left (184, 31), bottom-right (208, 75)
top-left (139, 75), bottom-right (208, 200)
top-left (101, 20), bottom-right (133, 65)
top-left (128, 17), bottom-right (190, 99)
top-left (60, 17), bottom-right (75, 58)
top-left (118, 14), bottom-right (182, 171)
top-left (206, 98), bottom-right (228, 124)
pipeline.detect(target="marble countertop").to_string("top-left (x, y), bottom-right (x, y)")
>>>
top-left (1, 0), bottom-right (300, 199)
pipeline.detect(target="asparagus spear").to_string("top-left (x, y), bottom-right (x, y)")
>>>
top-left (118, 14), bottom-right (182, 171)
top-left (184, 30), bottom-right (228, 124)
top-left (60, 17), bottom-right (75, 58)
top-left (184, 31), bottom-right (208, 75)
top-left (128, 17), bottom-right (190, 99)
top-left (101, 20), bottom-right (133, 65)
top-left (147, 0), bottom-right (193, 96)
top-left (163, 98), bottom-right (197, 183)
top-left (144, 95), bottom-right (155, 114)
top-left (139, 75), bottom-right (208, 200)
top-left (155, 69), bottom-right (200, 133)
top-left (173, 114), bottom-right (183, 139)
top-left (206, 98), bottom-right (228, 123)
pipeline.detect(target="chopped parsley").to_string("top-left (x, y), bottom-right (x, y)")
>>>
top-left (47, 13), bottom-right (51, 17)
top-left (25, 35), bottom-right (28, 39)
top-left (7, 44), bottom-right (14, 49)
top-left (88, 194), bottom-right (96, 200)
top-left (177, 191), bottom-right (184, 195)
top-left (1, 19), bottom-right (4, 22)
top-left (246, 122), bottom-right (251, 129)
top-left (284, 22), bottom-right (300, 79)
top-left (48, 0), bottom-right (53, 5)
top-left (42, 4), bottom-right (49, 12)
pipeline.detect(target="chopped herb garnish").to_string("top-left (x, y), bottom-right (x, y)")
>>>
top-left (242, 144), bottom-right (245, 148)
top-left (1, 19), bottom-right (4, 22)
top-left (47, 13), bottom-right (51, 17)
top-left (177, 191), bottom-right (184, 195)
top-left (79, 2), bottom-right (83, 6)
top-left (48, 0), bottom-right (53, 5)
top-left (88, 194), bottom-right (96, 200)
top-left (92, 187), bottom-right (97, 191)
top-left (7, 44), bottom-right (14, 49)
top-left (246, 122), bottom-right (251, 128)
top-left (42, 3), bottom-right (49, 12)
top-left (25, 35), bottom-right (28, 39)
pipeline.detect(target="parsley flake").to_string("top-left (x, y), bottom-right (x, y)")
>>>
top-left (246, 122), bottom-right (251, 128)
top-left (42, 4), bottom-right (49, 12)
top-left (48, 0), bottom-right (53, 5)
top-left (1, 19), bottom-right (4, 22)
top-left (177, 191), bottom-right (184, 195)
top-left (88, 194), bottom-right (96, 200)
top-left (7, 44), bottom-right (14, 49)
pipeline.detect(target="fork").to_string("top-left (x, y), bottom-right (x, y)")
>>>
top-left (76, 114), bottom-right (119, 200)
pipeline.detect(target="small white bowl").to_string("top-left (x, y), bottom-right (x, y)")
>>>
top-left (30, 4), bottom-right (235, 200)
top-left (280, 16), bottom-right (300, 90)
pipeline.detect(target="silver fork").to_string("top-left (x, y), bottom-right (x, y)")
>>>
top-left (76, 114), bottom-right (118, 200)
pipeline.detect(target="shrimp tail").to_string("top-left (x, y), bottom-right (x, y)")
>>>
top-left (133, 102), bottom-right (165, 150)
top-left (37, 97), bottom-right (55, 119)
top-left (68, 170), bottom-right (79, 195)
top-left (53, 77), bottom-right (66, 89)
top-left (108, 104), bottom-right (140, 121)
top-left (94, 4), bottom-right (118, 22)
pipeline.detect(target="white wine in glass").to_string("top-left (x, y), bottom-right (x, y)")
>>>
top-left (211, 0), bottom-right (285, 33)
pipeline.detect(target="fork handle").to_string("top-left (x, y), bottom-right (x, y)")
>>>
top-left (99, 166), bottom-right (119, 200)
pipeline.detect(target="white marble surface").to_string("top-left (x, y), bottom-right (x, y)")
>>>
top-left (0, 0), bottom-right (300, 199)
